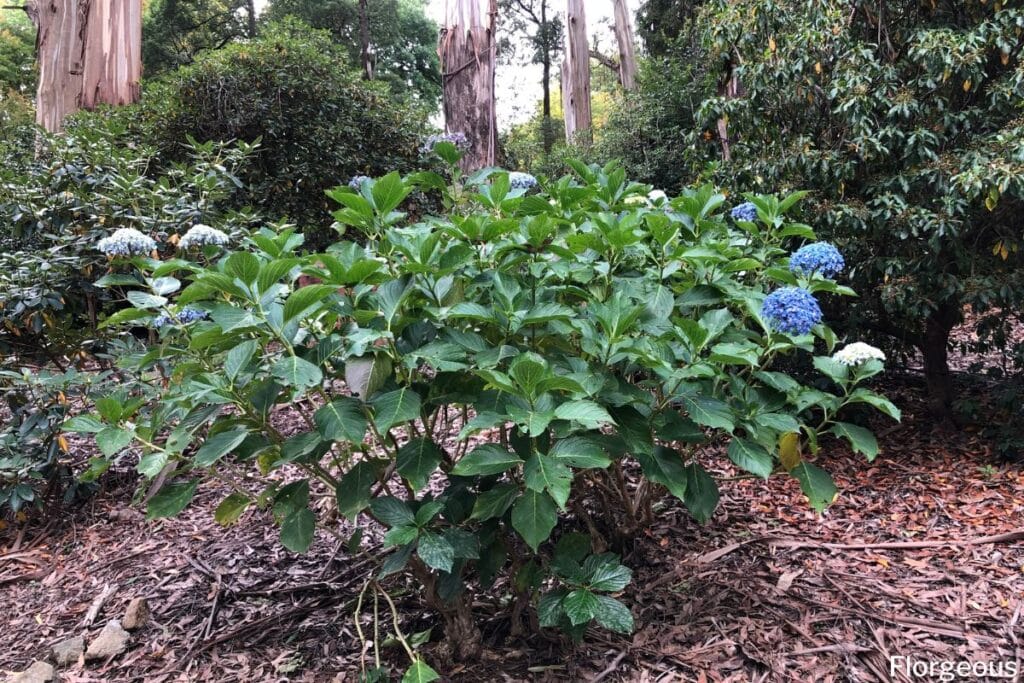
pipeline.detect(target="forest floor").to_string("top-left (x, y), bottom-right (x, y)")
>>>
top-left (2, 372), bottom-right (1023, 682)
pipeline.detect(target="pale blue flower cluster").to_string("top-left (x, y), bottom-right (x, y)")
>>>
top-left (789, 242), bottom-right (845, 277)
top-left (509, 172), bottom-right (538, 190)
top-left (730, 202), bottom-right (758, 222)
top-left (97, 228), bottom-right (157, 257)
top-left (420, 132), bottom-right (470, 154)
top-left (153, 307), bottom-right (209, 328)
top-left (348, 175), bottom-right (372, 190)
top-left (762, 287), bottom-right (822, 335)
top-left (178, 224), bottom-right (229, 250)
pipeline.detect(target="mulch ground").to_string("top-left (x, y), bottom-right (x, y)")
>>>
top-left (2, 375), bottom-right (1022, 682)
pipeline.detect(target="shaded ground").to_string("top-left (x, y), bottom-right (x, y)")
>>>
top-left (2, 376), bottom-right (1022, 682)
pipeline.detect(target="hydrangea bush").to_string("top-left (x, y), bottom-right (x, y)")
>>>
top-left (67, 158), bottom-right (898, 675)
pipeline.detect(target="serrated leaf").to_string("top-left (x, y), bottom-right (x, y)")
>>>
top-left (511, 489), bottom-right (557, 551)
top-left (682, 396), bottom-right (734, 432)
top-left (726, 438), bottom-right (773, 479)
top-left (635, 446), bottom-right (688, 502)
top-left (146, 480), bottom-right (199, 519)
top-left (96, 427), bottom-right (133, 457)
top-left (451, 444), bottom-right (523, 476)
top-left (549, 436), bottom-right (611, 469)
top-left (225, 340), bottom-right (258, 382)
top-left (271, 356), bottom-right (323, 389)
top-left (62, 414), bottom-right (106, 433)
top-left (194, 430), bottom-right (248, 467)
top-left (314, 398), bottom-right (368, 443)
top-left (563, 589), bottom-right (600, 625)
top-left (370, 496), bottom-right (415, 527)
top-left (554, 400), bottom-right (615, 427)
top-left (371, 388), bottom-right (421, 434)
top-left (523, 454), bottom-right (572, 509)
top-left (593, 595), bottom-right (634, 633)
top-left (280, 508), bottom-right (316, 552)
top-left (538, 589), bottom-right (568, 627)
top-left (214, 492), bottom-right (251, 526)
top-left (335, 461), bottom-right (380, 520)
top-left (791, 461), bottom-right (837, 512)
top-left (417, 531), bottom-right (455, 572)
top-left (683, 463), bottom-right (719, 523)
top-left (470, 483), bottom-right (519, 520)
top-left (396, 438), bottom-right (444, 491)
top-left (830, 422), bottom-right (879, 461)
top-left (283, 284), bottom-right (336, 322)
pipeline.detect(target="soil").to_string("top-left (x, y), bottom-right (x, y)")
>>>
top-left (2, 377), bottom-right (1022, 682)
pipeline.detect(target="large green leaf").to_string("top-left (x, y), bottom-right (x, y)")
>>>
top-left (523, 454), bottom-right (572, 509)
top-left (791, 462), bottom-right (837, 512)
top-left (214, 493), bottom-right (251, 526)
top-left (593, 595), bottom-right (634, 634)
top-left (549, 437), bottom-right (611, 469)
top-left (470, 483), bottom-right (519, 521)
top-left (314, 398), bottom-right (368, 443)
top-left (451, 444), bottom-right (523, 477)
top-left (335, 461), bottom-right (380, 520)
top-left (554, 400), bottom-right (616, 428)
top-left (224, 340), bottom-right (258, 382)
top-left (396, 438), bottom-right (444, 490)
top-left (194, 430), bottom-right (248, 467)
top-left (563, 589), bottom-right (600, 625)
top-left (829, 422), bottom-right (880, 461)
top-left (682, 396), bottom-right (735, 432)
top-left (402, 659), bottom-right (440, 683)
top-left (371, 388), bottom-right (421, 434)
top-left (511, 490), bottom-right (558, 551)
top-left (280, 508), bottom-right (316, 552)
top-left (416, 531), bottom-right (455, 572)
top-left (370, 496), bottom-right (415, 527)
top-left (726, 437), bottom-right (773, 479)
top-left (683, 463), bottom-right (719, 523)
top-left (271, 356), bottom-right (323, 389)
top-left (146, 480), bottom-right (199, 519)
top-left (96, 427), bottom-right (133, 457)
top-left (283, 284), bottom-right (336, 322)
top-left (635, 446), bottom-right (688, 502)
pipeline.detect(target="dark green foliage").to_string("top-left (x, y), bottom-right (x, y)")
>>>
top-left (142, 0), bottom-right (249, 76)
top-left (0, 15), bottom-right (35, 93)
top-left (262, 0), bottom-right (441, 108)
top-left (130, 21), bottom-right (425, 249)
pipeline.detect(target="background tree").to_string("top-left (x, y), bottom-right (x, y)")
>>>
top-left (611, 0), bottom-right (636, 90)
top-left (141, 0), bottom-right (248, 76)
top-left (499, 0), bottom-right (562, 153)
top-left (264, 0), bottom-right (441, 108)
top-left (560, 0), bottom-right (591, 143)
top-left (0, 13), bottom-right (35, 93)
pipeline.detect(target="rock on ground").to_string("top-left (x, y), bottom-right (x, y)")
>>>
top-left (50, 635), bottom-right (84, 666)
top-left (9, 660), bottom-right (55, 682)
top-left (122, 597), bottom-right (150, 630)
top-left (84, 620), bottom-right (130, 661)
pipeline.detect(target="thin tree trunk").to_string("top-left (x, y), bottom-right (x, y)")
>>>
top-left (920, 300), bottom-right (961, 424)
top-left (358, 0), bottom-right (372, 79)
top-left (246, 0), bottom-right (257, 37)
top-left (540, 0), bottom-right (553, 153)
top-left (561, 0), bottom-right (590, 144)
top-left (612, 0), bottom-right (636, 90)
top-left (440, 0), bottom-right (498, 171)
top-left (31, 0), bottom-right (141, 132)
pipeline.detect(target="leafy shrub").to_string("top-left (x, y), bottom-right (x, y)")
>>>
top-left (69, 155), bottom-right (896, 674)
top-left (125, 20), bottom-right (425, 249)
top-left (0, 116), bottom-right (258, 357)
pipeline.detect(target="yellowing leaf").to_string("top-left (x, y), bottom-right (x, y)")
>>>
top-left (814, 61), bottom-right (822, 74)
top-left (1001, 51), bottom-right (1010, 65)
top-left (963, 79), bottom-right (972, 92)
top-left (769, 37), bottom-right (777, 52)
top-left (57, 435), bottom-right (69, 453)
top-left (779, 432), bottom-right (802, 472)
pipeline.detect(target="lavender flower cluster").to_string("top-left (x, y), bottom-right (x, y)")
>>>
top-left (178, 224), bottom-right (229, 250)
top-left (730, 202), bottom-right (758, 222)
top-left (761, 287), bottom-right (823, 336)
top-left (509, 172), bottom-right (538, 190)
top-left (789, 242), bottom-right (845, 277)
top-left (153, 307), bottom-right (209, 328)
top-left (97, 228), bottom-right (157, 257)
top-left (420, 132), bottom-right (470, 154)
top-left (348, 175), bottom-right (372, 190)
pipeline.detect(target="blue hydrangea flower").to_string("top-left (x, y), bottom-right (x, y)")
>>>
top-left (509, 172), bottom-right (538, 190)
top-left (730, 202), bottom-right (758, 222)
top-left (789, 242), bottom-right (845, 277)
top-left (348, 175), bottom-right (371, 190)
top-left (420, 132), bottom-right (470, 154)
top-left (97, 228), bottom-right (157, 257)
top-left (178, 224), bottom-right (229, 250)
top-left (153, 307), bottom-right (209, 328)
top-left (761, 287), bottom-right (823, 335)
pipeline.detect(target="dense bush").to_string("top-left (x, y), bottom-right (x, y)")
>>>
top-left (126, 21), bottom-right (425, 249)
top-left (68, 154), bottom-right (896, 675)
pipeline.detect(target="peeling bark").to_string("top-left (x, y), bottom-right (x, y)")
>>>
top-left (612, 0), bottom-right (636, 90)
top-left (31, 0), bottom-right (141, 132)
top-left (440, 0), bottom-right (498, 171)
top-left (561, 0), bottom-right (590, 144)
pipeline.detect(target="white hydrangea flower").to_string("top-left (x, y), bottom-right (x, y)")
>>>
top-left (178, 224), bottom-right (230, 250)
top-left (833, 342), bottom-right (886, 366)
top-left (509, 171), bottom-right (538, 190)
top-left (97, 228), bottom-right (157, 257)
top-left (648, 189), bottom-right (668, 204)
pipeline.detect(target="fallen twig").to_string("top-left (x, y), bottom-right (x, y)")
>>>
top-left (83, 582), bottom-right (119, 626)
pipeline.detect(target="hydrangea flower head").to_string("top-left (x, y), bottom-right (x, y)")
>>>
top-left (178, 224), bottom-right (229, 250)
top-left (761, 287), bottom-right (823, 335)
top-left (832, 342), bottom-right (885, 366)
top-left (789, 242), bottom-right (845, 277)
top-left (730, 202), bottom-right (758, 222)
top-left (153, 307), bottom-right (209, 328)
top-left (420, 132), bottom-right (470, 154)
top-left (509, 171), bottom-right (538, 190)
top-left (97, 228), bottom-right (157, 257)
top-left (348, 175), bottom-right (371, 190)
top-left (647, 189), bottom-right (668, 204)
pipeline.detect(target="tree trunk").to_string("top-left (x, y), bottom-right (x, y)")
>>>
top-left (561, 0), bottom-right (590, 144)
top-left (358, 0), bottom-right (372, 80)
top-left (540, 0), bottom-right (553, 153)
top-left (716, 57), bottom-right (741, 162)
top-left (612, 0), bottom-right (636, 90)
top-left (30, 0), bottom-right (141, 133)
top-left (920, 300), bottom-right (961, 424)
top-left (246, 0), bottom-right (257, 38)
top-left (440, 0), bottom-right (498, 172)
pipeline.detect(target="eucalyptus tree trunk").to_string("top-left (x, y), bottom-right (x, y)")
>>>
top-left (561, 0), bottom-right (590, 144)
top-left (611, 0), bottom-right (637, 90)
top-left (358, 0), bottom-right (373, 79)
top-left (28, 0), bottom-right (141, 132)
top-left (440, 0), bottom-right (498, 171)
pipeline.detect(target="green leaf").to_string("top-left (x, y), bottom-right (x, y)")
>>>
top-left (314, 398), bottom-right (368, 443)
top-left (683, 463), bottom-right (719, 523)
top-left (383, 525), bottom-right (419, 547)
top-left (549, 437), bottom-right (611, 469)
top-left (470, 483), bottom-right (519, 520)
top-left (847, 388), bottom-right (902, 421)
top-left (335, 461), bottom-right (380, 520)
top-left (280, 508), bottom-right (316, 552)
top-left (417, 531), bottom-right (455, 572)
top-left (635, 446), bottom-right (688, 501)
top-left (813, 356), bottom-right (850, 383)
top-left (96, 427), bottom-right (133, 457)
top-left (283, 284), bottom-right (336, 322)
top-left (371, 171), bottom-right (412, 215)
top-left (370, 496), bottom-right (415, 527)
top-left (126, 291), bottom-right (167, 309)
top-left (791, 462), bottom-right (837, 512)
top-left (682, 396), bottom-right (735, 432)
top-left (538, 589), bottom-right (568, 627)
top-left (726, 438), bottom-right (773, 479)
top-left (593, 595), bottom-right (634, 634)
top-left (146, 479), bottom-right (199, 519)
top-left (554, 400), bottom-right (616, 427)
top-left (224, 340), bottom-right (258, 382)
top-left (396, 438), bottom-right (444, 491)
top-left (371, 388), bottom-right (421, 434)
top-left (829, 422), bottom-right (879, 461)
top-left (586, 558), bottom-right (632, 592)
top-left (563, 589), bottom-right (600, 625)
top-left (194, 430), bottom-right (248, 467)
top-left (345, 355), bottom-right (393, 400)
top-left (271, 356), bottom-right (323, 389)
top-left (402, 659), bottom-right (440, 683)
top-left (136, 451), bottom-right (168, 479)
top-left (451, 444), bottom-right (524, 477)
top-left (523, 454), bottom-right (572, 509)
top-left (99, 307), bottom-right (150, 329)
top-left (225, 251), bottom-right (261, 284)
top-left (63, 414), bottom-right (106, 433)
top-left (214, 492), bottom-right (251, 526)
top-left (511, 490), bottom-right (558, 551)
